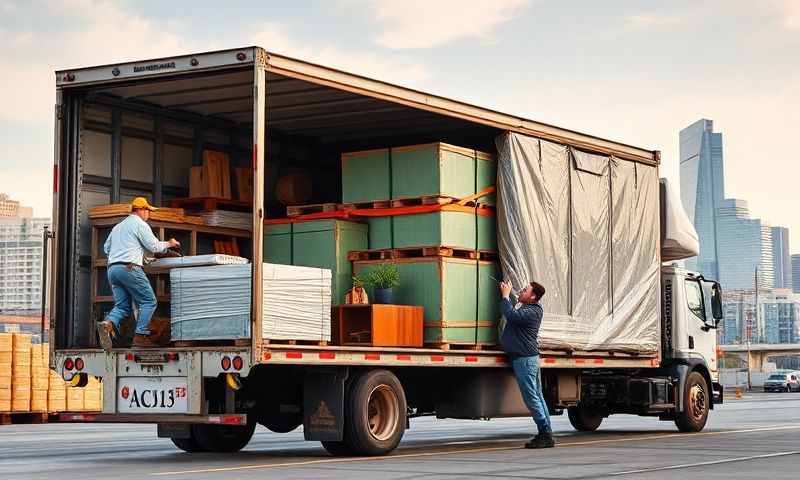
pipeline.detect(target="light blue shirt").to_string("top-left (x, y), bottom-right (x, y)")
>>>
top-left (104, 214), bottom-right (169, 266)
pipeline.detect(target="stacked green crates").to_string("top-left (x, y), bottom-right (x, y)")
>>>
top-left (264, 220), bottom-right (367, 304)
top-left (353, 257), bottom-right (501, 346)
top-left (341, 149), bottom-right (391, 203)
top-left (391, 207), bottom-right (496, 251)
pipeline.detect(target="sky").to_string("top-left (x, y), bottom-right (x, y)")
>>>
top-left (0, 0), bottom-right (798, 252)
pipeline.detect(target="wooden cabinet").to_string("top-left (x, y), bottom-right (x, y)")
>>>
top-left (332, 305), bottom-right (423, 347)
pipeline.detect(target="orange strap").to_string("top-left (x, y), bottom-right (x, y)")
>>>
top-left (456, 186), bottom-right (496, 206)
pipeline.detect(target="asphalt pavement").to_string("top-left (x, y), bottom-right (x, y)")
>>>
top-left (1, 391), bottom-right (799, 479)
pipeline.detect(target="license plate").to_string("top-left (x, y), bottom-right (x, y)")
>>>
top-left (117, 377), bottom-right (188, 413)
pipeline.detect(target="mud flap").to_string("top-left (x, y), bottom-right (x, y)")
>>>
top-left (303, 368), bottom-right (347, 441)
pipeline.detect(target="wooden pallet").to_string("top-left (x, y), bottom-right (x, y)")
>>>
top-left (348, 246), bottom-right (492, 261)
top-left (0, 412), bottom-right (52, 425)
top-left (427, 343), bottom-right (494, 351)
top-left (286, 203), bottom-right (341, 217)
top-left (339, 200), bottom-right (392, 211)
top-left (263, 339), bottom-right (329, 347)
top-left (171, 338), bottom-right (251, 348)
top-left (170, 197), bottom-right (252, 213)
top-left (390, 195), bottom-right (457, 208)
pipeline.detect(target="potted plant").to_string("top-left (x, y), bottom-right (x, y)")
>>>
top-left (361, 263), bottom-right (400, 304)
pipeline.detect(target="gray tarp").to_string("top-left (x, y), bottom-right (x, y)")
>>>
top-left (496, 132), bottom-right (660, 353)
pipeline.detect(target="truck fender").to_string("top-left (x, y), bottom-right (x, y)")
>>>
top-left (670, 361), bottom-right (714, 412)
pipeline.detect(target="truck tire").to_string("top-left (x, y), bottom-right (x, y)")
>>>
top-left (674, 371), bottom-right (709, 432)
top-left (170, 435), bottom-right (206, 453)
top-left (321, 440), bottom-right (355, 456)
top-left (340, 369), bottom-right (407, 456)
top-left (260, 412), bottom-right (303, 433)
top-left (192, 421), bottom-right (256, 452)
top-left (567, 407), bottom-right (603, 432)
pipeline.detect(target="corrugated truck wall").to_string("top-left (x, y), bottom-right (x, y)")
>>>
top-left (496, 132), bottom-right (660, 354)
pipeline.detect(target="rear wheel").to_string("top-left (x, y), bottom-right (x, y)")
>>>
top-left (192, 421), bottom-right (256, 452)
top-left (675, 371), bottom-right (709, 432)
top-left (335, 369), bottom-right (407, 456)
top-left (170, 435), bottom-right (206, 453)
top-left (321, 440), bottom-right (355, 456)
top-left (567, 406), bottom-right (603, 432)
top-left (259, 412), bottom-right (303, 433)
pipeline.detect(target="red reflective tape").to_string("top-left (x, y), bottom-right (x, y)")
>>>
top-left (262, 352), bottom-right (272, 361)
top-left (221, 415), bottom-right (244, 425)
top-left (543, 358), bottom-right (556, 364)
top-left (285, 351), bottom-right (303, 359)
top-left (575, 359), bottom-right (586, 364)
top-left (430, 355), bottom-right (444, 362)
top-left (53, 164), bottom-right (59, 193)
top-left (318, 352), bottom-right (336, 360)
top-left (496, 356), bottom-right (507, 363)
top-left (396, 354), bottom-right (411, 361)
top-left (465, 356), bottom-right (478, 363)
top-left (364, 353), bottom-right (380, 361)
top-left (593, 359), bottom-right (604, 364)
top-left (252, 144), bottom-right (258, 170)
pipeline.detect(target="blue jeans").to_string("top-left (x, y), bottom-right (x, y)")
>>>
top-left (511, 355), bottom-right (552, 435)
top-left (106, 264), bottom-right (156, 335)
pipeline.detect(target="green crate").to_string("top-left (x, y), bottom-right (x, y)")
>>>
top-left (367, 216), bottom-right (393, 250)
top-left (341, 148), bottom-right (391, 203)
top-left (478, 261), bottom-right (501, 323)
top-left (384, 209), bottom-right (496, 251)
top-left (476, 152), bottom-right (496, 205)
top-left (263, 220), bottom-right (367, 304)
top-left (391, 143), bottom-right (477, 200)
top-left (423, 326), bottom-right (498, 345)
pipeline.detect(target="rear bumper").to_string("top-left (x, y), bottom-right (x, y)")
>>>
top-left (712, 382), bottom-right (724, 404)
top-left (59, 413), bottom-right (247, 425)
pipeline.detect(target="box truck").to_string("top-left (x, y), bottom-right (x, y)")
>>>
top-left (50, 47), bottom-right (723, 455)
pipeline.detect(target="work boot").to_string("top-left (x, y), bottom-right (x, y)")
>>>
top-left (525, 432), bottom-right (555, 449)
top-left (132, 333), bottom-right (158, 348)
top-left (96, 320), bottom-right (117, 352)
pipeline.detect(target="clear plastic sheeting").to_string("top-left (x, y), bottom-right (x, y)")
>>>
top-left (496, 132), bottom-right (660, 354)
top-left (262, 263), bottom-right (332, 342)
top-left (660, 177), bottom-right (700, 261)
top-left (145, 254), bottom-right (248, 273)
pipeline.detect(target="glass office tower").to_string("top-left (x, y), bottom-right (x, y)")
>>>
top-left (771, 226), bottom-right (792, 289)
top-left (679, 119), bottom-right (725, 280)
top-left (716, 199), bottom-right (774, 290)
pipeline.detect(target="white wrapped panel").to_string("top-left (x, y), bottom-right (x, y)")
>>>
top-left (262, 263), bottom-right (332, 342)
top-left (496, 132), bottom-right (660, 354)
top-left (660, 178), bottom-right (700, 261)
top-left (147, 254), bottom-right (247, 272)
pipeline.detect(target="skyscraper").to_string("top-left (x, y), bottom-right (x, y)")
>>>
top-left (793, 254), bottom-right (800, 294)
top-left (0, 193), bottom-right (48, 315)
top-left (715, 199), bottom-right (774, 290)
top-left (679, 119), bottom-right (725, 280)
top-left (771, 226), bottom-right (792, 289)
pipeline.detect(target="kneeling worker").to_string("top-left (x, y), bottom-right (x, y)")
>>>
top-left (499, 279), bottom-right (554, 448)
top-left (97, 197), bottom-right (179, 350)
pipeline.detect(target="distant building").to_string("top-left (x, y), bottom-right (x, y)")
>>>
top-left (720, 289), bottom-right (800, 345)
top-left (771, 226), bottom-right (792, 289)
top-left (0, 193), bottom-right (49, 315)
top-left (793, 254), bottom-right (800, 294)
top-left (715, 199), bottom-right (773, 290)
top-left (679, 119), bottom-right (725, 280)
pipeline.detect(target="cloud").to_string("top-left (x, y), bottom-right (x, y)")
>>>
top-left (781, 0), bottom-right (800, 29)
top-left (624, 14), bottom-right (679, 28)
top-left (253, 22), bottom-right (429, 84)
top-left (364, 0), bottom-right (529, 49)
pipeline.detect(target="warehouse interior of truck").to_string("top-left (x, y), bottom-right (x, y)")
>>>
top-left (58, 65), bottom-right (504, 349)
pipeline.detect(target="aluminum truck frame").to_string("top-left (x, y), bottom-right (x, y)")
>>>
top-left (50, 47), bottom-right (723, 455)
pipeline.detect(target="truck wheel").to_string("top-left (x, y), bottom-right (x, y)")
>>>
top-left (192, 421), bottom-right (256, 452)
top-left (675, 371), bottom-right (709, 432)
top-left (260, 412), bottom-right (303, 433)
top-left (567, 407), bottom-right (603, 432)
top-left (341, 369), bottom-right (407, 456)
top-left (321, 440), bottom-right (355, 456)
top-left (170, 435), bottom-right (206, 453)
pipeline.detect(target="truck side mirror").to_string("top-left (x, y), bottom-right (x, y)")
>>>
top-left (709, 282), bottom-right (723, 323)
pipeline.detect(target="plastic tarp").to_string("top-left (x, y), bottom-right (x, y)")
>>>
top-left (496, 132), bottom-right (660, 353)
top-left (145, 254), bottom-right (248, 273)
top-left (660, 177), bottom-right (700, 261)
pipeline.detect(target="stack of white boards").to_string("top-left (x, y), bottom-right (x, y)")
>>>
top-left (169, 263), bottom-right (332, 342)
top-left (202, 210), bottom-right (252, 231)
top-left (146, 254), bottom-right (247, 273)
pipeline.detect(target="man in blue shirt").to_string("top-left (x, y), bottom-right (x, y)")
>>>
top-left (97, 197), bottom-right (180, 350)
top-left (499, 279), bottom-right (554, 448)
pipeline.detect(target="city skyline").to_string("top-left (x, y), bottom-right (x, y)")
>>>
top-left (0, 2), bottom-right (798, 254)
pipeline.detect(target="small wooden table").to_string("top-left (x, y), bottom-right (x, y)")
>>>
top-left (332, 304), bottom-right (423, 347)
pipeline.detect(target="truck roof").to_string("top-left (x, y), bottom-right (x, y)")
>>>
top-left (56, 47), bottom-right (659, 165)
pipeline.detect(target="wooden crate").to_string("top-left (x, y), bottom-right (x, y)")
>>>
top-left (341, 148), bottom-right (391, 203)
top-left (332, 304), bottom-right (423, 347)
top-left (264, 220), bottom-right (367, 305)
top-left (353, 258), bottom-right (500, 347)
top-left (391, 143), bottom-right (494, 201)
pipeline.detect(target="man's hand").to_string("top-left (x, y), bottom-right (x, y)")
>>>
top-left (167, 238), bottom-right (180, 249)
top-left (499, 281), bottom-right (512, 299)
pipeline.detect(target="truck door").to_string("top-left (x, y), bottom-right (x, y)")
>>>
top-left (681, 278), bottom-right (720, 372)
